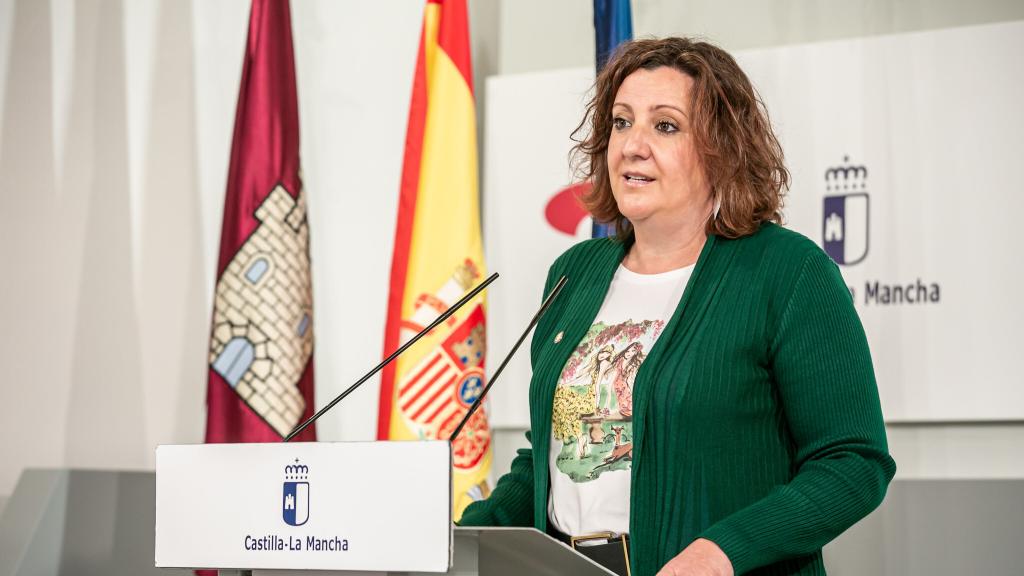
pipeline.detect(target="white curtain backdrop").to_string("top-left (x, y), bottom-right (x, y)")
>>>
top-left (0, 0), bottom-right (422, 496)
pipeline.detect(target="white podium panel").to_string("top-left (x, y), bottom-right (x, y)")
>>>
top-left (155, 441), bottom-right (452, 572)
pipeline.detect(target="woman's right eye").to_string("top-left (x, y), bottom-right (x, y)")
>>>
top-left (612, 117), bottom-right (631, 130)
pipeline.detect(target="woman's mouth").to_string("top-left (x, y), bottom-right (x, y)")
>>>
top-left (623, 173), bottom-right (654, 186)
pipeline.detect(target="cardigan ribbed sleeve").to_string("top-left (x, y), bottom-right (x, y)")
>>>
top-left (699, 249), bottom-right (897, 574)
top-left (457, 431), bottom-right (536, 526)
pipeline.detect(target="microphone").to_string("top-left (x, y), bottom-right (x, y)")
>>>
top-left (284, 272), bottom-right (499, 442)
top-left (448, 275), bottom-right (568, 443)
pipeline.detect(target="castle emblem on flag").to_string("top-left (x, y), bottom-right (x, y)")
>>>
top-left (396, 261), bottom-right (491, 470)
top-left (282, 459), bottom-right (310, 526)
top-left (209, 185), bottom-right (314, 436)
top-left (823, 156), bottom-right (870, 266)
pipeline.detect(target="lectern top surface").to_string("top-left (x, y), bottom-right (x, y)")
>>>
top-left (455, 526), bottom-right (616, 576)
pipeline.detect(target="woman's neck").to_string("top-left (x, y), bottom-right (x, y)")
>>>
top-left (623, 212), bottom-right (710, 274)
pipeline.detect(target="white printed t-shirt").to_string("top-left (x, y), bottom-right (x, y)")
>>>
top-left (548, 262), bottom-right (694, 537)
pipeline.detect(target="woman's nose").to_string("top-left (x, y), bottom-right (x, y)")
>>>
top-left (621, 125), bottom-right (651, 159)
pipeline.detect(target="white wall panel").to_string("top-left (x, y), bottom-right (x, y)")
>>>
top-left (483, 21), bottom-right (1024, 427)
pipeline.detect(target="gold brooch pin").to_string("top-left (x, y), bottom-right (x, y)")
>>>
top-left (554, 331), bottom-right (564, 343)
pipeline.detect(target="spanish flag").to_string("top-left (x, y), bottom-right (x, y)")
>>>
top-left (378, 0), bottom-right (491, 520)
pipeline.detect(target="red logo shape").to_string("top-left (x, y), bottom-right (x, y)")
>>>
top-left (545, 182), bottom-right (592, 236)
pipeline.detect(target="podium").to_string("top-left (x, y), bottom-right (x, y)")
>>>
top-left (155, 442), bottom-right (614, 575)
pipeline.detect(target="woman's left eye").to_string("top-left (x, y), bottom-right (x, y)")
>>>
top-left (656, 121), bottom-right (679, 133)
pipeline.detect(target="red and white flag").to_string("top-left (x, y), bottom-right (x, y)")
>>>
top-left (205, 0), bottom-right (315, 444)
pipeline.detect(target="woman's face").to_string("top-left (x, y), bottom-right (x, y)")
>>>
top-left (606, 66), bottom-right (711, 230)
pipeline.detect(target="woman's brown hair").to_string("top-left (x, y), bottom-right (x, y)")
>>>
top-left (572, 37), bottom-right (789, 240)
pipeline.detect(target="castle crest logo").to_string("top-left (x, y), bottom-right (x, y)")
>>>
top-left (282, 459), bottom-right (310, 526)
top-left (208, 184), bottom-right (314, 437)
top-left (823, 156), bottom-right (870, 266)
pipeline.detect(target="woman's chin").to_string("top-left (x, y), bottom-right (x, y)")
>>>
top-left (621, 213), bottom-right (656, 230)
top-left (614, 204), bottom-right (653, 224)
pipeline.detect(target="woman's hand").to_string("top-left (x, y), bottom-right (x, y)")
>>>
top-left (655, 538), bottom-right (734, 576)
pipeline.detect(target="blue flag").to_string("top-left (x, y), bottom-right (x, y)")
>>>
top-left (594, 0), bottom-right (633, 71)
top-left (593, 0), bottom-right (633, 238)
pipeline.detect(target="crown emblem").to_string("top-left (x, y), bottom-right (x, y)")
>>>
top-left (284, 459), bottom-right (309, 480)
top-left (451, 324), bottom-right (486, 369)
top-left (825, 155), bottom-right (868, 192)
top-left (821, 155), bottom-right (870, 266)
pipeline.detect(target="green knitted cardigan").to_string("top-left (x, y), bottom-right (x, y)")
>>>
top-left (460, 223), bottom-right (896, 575)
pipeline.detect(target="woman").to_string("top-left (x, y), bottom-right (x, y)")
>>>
top-left (608, 341), bottom-right (644, 417)
top-left (460, 37), bottom-right (895, 576)
top-left (590, 344), bottom-right (615, 414)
